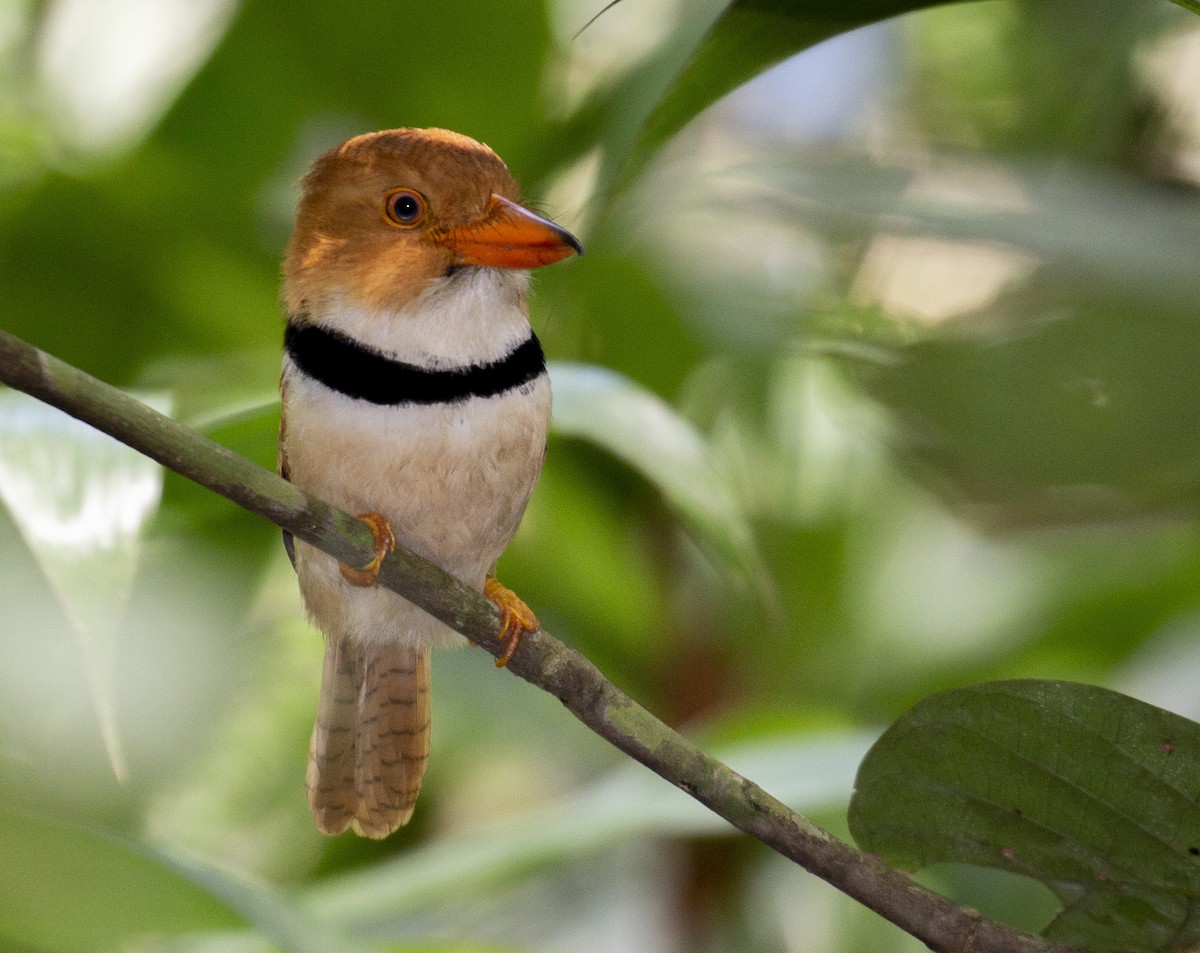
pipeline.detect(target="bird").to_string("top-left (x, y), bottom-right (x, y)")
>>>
top-left (278, 127), bottom-right (581, 838)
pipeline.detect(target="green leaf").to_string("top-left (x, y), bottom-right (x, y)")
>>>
top-left (628, 0), bottom-right (963, 175)
top-left (0, 390), bottom-right (169, 781)
top-left (549, 361), bottom-right (762, 582)
top-left (148, 843), bottom-right (374, 953)
top-left (0, 391), bottom-right (167, 640)
top-left (713, 150), bottom-right (1200, 526)
top-left (559, 0), bottom-right (966, 205)
top-left (726, 150), bottom-right (1200, 302)
top-left (0, 806), bottom-right (242, 952)
top-left (307, 728), bottom-right (873, 922)
top-left (849, 680), bottom-right (1200, 952)
top-left (0, 805), bottom-right (374, 953)
top-left (837, 281), bottom-right (1200, 526)
top-left (377, 946), bottom-right (544, 953)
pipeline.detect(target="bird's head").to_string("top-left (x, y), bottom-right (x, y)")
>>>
top-left (284, 128), bottom-right (581, 315)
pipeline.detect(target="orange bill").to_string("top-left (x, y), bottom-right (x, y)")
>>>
top-left (440, 194), bottom-right (582, 269)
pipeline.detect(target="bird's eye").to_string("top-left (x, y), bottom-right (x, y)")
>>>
top-left (383, 188), bottom-right (426, 227)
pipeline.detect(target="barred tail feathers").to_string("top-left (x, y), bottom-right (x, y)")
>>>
top-left (307, 639), bottom-right (431, 838)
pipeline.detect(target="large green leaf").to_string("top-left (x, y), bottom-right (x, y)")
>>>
top-left (0, 806), bottom-right (242, 952)
top-left (624, 0), bottom-right (966, 180)
top-left (548, 0), bottom-right (966, 206)
top-left (849, 680), bottom-right (1200, 952)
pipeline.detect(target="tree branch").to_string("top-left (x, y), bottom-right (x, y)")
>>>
top-left (0, 328), bottom-right (1085, 953)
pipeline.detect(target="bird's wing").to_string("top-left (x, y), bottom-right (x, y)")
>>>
top-left (278, 372), bottom-right (296, 569)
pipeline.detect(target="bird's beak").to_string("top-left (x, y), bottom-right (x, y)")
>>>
top-left (440, 194), bottom-right (582, 269)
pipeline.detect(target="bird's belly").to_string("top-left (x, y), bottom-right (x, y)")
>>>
top-left (282, 373), bottom-right (550, 647)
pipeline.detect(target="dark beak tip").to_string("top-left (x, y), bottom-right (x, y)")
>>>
top-left (553, 224), bottom-right (582, 258)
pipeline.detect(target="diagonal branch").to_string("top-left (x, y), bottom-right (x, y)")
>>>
top-left (0, 327), bottom-right (1085, 953)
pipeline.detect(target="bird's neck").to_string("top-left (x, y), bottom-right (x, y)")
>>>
top-left (297, 268), bottom-right (533, 370)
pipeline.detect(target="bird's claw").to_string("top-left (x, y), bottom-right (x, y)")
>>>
top-left (340, 512), bottom-right (395, 587)
top-left (483, 574), bottom-right (539, 667)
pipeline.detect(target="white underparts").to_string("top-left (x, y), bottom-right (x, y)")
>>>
top-left (281, 267), bottom-right (551, 650)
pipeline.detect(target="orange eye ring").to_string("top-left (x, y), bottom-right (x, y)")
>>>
top-left (383, 188), bottom-right (427, 228)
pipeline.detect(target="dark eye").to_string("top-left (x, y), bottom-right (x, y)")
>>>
top-left (383, 188), bottom-right (426, 227)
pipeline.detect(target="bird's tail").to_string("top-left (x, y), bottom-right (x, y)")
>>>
top-left (306, 638), bottom-right (431, 838)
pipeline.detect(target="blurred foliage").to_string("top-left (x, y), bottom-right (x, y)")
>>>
top-left (2, 0), bottom-right (1200, 951)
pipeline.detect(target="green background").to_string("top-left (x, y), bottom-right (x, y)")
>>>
top-left (1, 0), bottom-right (1199, 950)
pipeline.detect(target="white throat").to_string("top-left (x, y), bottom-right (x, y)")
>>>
top-left (312, 269), bottom-right (533, 369)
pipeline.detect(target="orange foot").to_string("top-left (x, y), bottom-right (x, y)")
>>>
top-left (483, 574), bottom-right (539, 667)
top-left (340, 512), bottom-right (395, 587)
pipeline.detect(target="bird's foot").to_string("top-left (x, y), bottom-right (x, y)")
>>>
top-left (340, 512), bottom-right (395, 587)
top-left (483, 574), bottom-right (539, 667)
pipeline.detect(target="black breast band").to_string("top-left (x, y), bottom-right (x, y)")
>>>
top-left (284, 320), bottom-right (545, 406)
